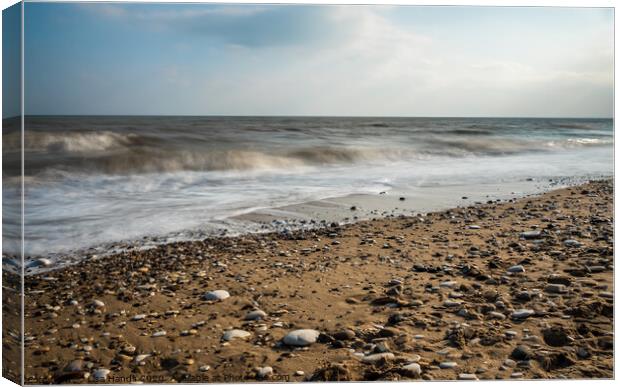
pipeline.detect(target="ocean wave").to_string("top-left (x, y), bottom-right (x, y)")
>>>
top-left (4, 131), bottom-right (140, 153)
top-left (4, 126), bottom-right (612, 178)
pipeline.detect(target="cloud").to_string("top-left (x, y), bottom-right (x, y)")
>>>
top-left (33, 4), bottom-right (613, 117)
top-left (82, 4), bottom-right (364, 48)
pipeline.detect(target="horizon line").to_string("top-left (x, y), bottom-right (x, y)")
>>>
top-left (3, 114), bottom-right (614, 120)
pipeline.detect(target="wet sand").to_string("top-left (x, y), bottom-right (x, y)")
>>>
top-left (19, 179), bottom-right (613, 383)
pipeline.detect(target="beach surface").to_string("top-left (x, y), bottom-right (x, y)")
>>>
top-left (20, 179), bottom-right (613, 383)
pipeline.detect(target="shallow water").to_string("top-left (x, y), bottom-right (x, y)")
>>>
top-left (1, 116), bottom-right (613, 265)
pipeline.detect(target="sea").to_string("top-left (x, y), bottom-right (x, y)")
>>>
top-left (1, 116), bottom-right (613, 271)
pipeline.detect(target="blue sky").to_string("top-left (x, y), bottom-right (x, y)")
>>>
top-left (14, 3), bottom-right (615, 117)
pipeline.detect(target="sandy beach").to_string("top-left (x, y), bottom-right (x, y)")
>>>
top-left (14, 179), bottom-right (613, 383)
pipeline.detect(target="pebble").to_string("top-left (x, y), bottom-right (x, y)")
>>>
top-left (507, 265), bottom-right (525, 273)
top-left (203, 290), bottom-right (230, 301)
top-left (245, 310), bottom-right (267, 321)
top-left (65, 360), bottom-right (84, 372)
top-left (256, 366), bottom-right (273, 379)
top-left (132, 314), bottom-right (146, 321)
top-left (295, 370), bottom-right (305, 376)
top-left (458, 373), bottom-right (478, 380)
top-left (401, 363), bottom-right (422, 377)
top-left (439, 361), bottom-right (458, 369)
top-left (487, 311), bottom-right (506, 320)
top-left (361, 353), bottom-right (395, 364)
top-left (282, 329), bottom-right (320, 346)
top-left (151, 331), bottom-right (167, 337)
top-left (92, 368), bottom-right (110, 381)
top-left (91, 300), bottom-right (105, 308)
top-left (563, 239), bottom-right (581, 247)
top-left (222, 329), bottom-right (252, 341)
top-left (134, 354), bottom-right (150, 363)
top-left (199, 365), bottom-right (211, 372)
top-left (545, 284), bottom-right (568, 294)
top-left (511, 309), bottom-right (535, 320)
top-left (521, 230), bottom-right (542, 239)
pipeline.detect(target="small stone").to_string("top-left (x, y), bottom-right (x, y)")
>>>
top-left (134, 354), bottom-right (150, 363)
top-left (511, 309), bottom-right (534, 320)
top-left (91, 300), bottom-right (105, 309)
top-left (563, 239), bottom-right (581, 248)
top-left (521, 231), bottom-right (542, 239)
top-left (511, 345), bottom-right (533, 361)
top-left (439, 361), bottom-right (458, 369)
top-left (92, 369), bottom-right (110, 381)
top-left (361, 353), bottom-right (395, 364)
top-left (486, 311), bottom-right (506, 320)
top-left (283, 329), bottom-right (320, 346)
top-left (199, 365), bottom-right (211, 372)
top-left (222, 329), bottom-right (252, 341)
top-left (458, 373), bottom-right (478, 380)
top-left (507, 265), bottom-right (525, 273)
top-left (544, 284), bottom-right (568, 294)
top-left (65, 360), bottom-right (84, 372)
top-left (542, 327), bottom-right (570, 347)
top-left (295, 370), bottom-right (305, 376)
top-left (245, 310), bottom-right (267, 321)
top-left (203, 290), bottom-right (230, 301)
top-left (401, 363), bottom-right (422, 377)
top-left (132, 314), bottom-right (146, 321)
top-left (256, 366), bottom-right (273, 379)
top-left (151, 331), bottom-right (167, 337)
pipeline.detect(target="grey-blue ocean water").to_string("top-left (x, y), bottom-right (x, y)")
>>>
top-left (2, 116), bottom-right (613, 262)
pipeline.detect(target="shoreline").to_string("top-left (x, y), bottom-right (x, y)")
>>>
top-left (15, 174), bottom-right (610, 276)
top-left (12, 178), bottom-right (613, 382)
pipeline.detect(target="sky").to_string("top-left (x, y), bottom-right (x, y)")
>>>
top-left (8, 3), bottom-right (615, 117)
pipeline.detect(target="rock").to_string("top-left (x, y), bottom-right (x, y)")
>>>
top-left (283, 329), bottom-right (320, 346)
top-left (199, 365), bottom-right (211, 372)
top-left (563, 239), bottom-right (581, 248)
top-left (400, 363), bottom-right (422, 377)
top-left (132, 314), bottom-right (146, 321)
top-left (486, 311), bottom-right (506, 320)
top-left (510, 345), bottom-right (534, 361)
top-left (440, 281), bottom-right (458, 288)
top-left (361, 353), bottom-right (395, 364)
top-left (295, 370), bottom-right (305, 376)
top-left (64, 360), bottom-right (84, 372)
top-left (544, 284), bottom-right (568, 294)
top-left (458, 373), bottom-right (478, 380)
top-left (151, 331), bottom-right (167, 337)
top-left (256, 366), bottom-right (273, 379)
top-left (542, 327), bottom-right (570, 347)
top-left (521, 230), bottom-right (542, 239)
top-left (439, 361), bottom-right (458, 369)
top-left (91, 300), bottom-right (105, 309)
top-left (203, 290), bottom-right (230, 301)
top-left (507, 265), bottom-right (525, 273)
top-left (222, 329), bottom-right (252, 341)
top-left (547, 276), bottom-right (571, 286)
top-left (134, 354), bottom-right (150, 363)
top-left (245, 310), bottom-right (267, 321)
top-left (333, 329), bottom-right (356, 341)
top-left (92, 369), bottom-right (110, 381)
top-left (511, 309), bottom-right (535, 320)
